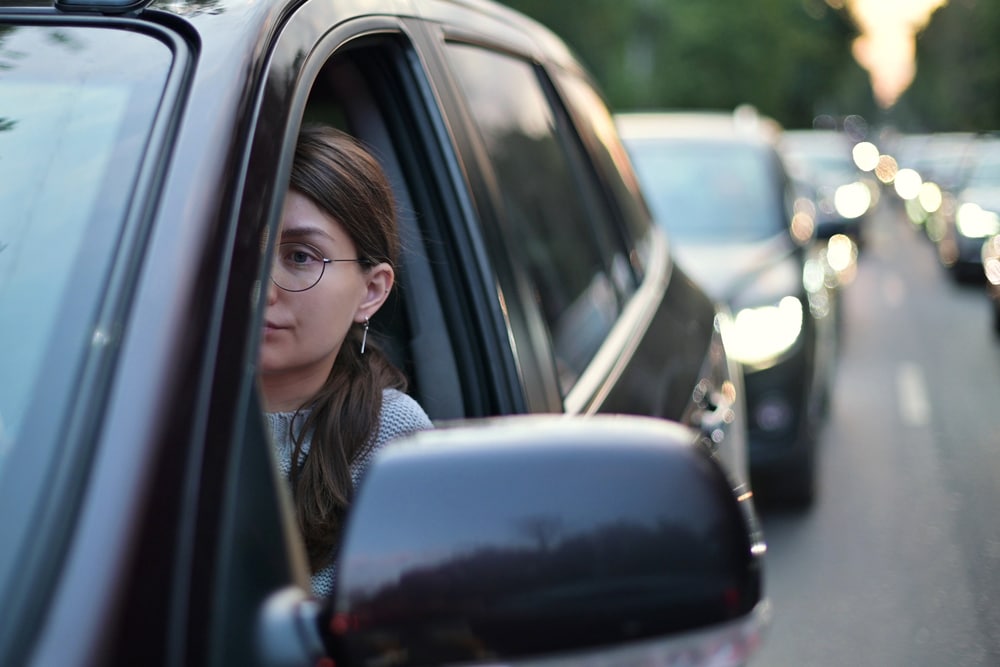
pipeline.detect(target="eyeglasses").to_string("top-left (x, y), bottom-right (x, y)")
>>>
top-left (271, 242), bottom-right (368, 292)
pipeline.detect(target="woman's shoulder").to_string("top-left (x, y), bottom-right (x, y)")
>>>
top-left (380, 387), bottom-right (433, 434)
top-left (351, 388), bottom-right (432, 483)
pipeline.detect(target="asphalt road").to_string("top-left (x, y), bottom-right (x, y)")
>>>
top-left (752, 198), bottom-right (1000, 666)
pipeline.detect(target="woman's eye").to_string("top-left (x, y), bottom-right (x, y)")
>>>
top-left (282, 243), bottom-right (321, 267)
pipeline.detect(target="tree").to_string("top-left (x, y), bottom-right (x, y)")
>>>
top-left (894, 0), bottom-right (1000, 132)
top-left (501, 0), bottom-right (874, 129)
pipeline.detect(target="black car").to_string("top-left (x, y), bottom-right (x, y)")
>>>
top-left (0, 0), bottom-right (765, 665)
top-left (617, 109), bottom-right (839, 506)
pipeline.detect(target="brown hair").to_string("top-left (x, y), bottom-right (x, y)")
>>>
top-left (286, 125), bottom-right (407, 570)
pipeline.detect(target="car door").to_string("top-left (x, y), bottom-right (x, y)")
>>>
top-left (412, 4), bottom-right (721, 428)
top-left (166, 4), bottom-right (576, 664)
top-left (406, 5), bottom-right (637, 413)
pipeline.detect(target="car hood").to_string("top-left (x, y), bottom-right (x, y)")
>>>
top-left (671, 234), bottom-right (798, 304)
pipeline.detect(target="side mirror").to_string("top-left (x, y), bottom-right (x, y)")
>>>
top-left (319, 415), bottom-right (768, 667)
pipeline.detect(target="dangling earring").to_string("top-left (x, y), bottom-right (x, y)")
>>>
top-left (360, 317), bottom-right (369, 355)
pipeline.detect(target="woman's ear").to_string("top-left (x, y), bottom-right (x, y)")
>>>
top-left (356, 263), bottom-right (395, 322)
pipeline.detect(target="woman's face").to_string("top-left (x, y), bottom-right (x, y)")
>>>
top-left (258, 190), bottom-right (392, 410)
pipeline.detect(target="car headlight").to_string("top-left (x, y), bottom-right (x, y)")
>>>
top-left (956, 203), bottom-right (1000, 238)
top-left (724, 296), bottom-right (803, 368)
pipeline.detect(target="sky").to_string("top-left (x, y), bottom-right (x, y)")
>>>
top-left (846, 0), bottom-right (948, 108)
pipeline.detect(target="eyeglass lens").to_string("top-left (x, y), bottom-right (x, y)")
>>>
top-left (272, 242), bottom-right (328, 292)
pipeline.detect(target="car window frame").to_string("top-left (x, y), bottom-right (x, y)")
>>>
top-left (426, 19), bottom-right (670, 415)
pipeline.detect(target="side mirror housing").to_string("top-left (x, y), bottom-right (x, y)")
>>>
top-left (323, 415), bottom-right (768, 666)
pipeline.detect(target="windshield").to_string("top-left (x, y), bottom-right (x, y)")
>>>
top-left (0, 24), bottom-right (171, 453)
top-left (0, 23), bottom-right (173, 611)
top-left (627, 139), bottom-right (785, 242)
top-left (783, 150), bottom-right (859, 185)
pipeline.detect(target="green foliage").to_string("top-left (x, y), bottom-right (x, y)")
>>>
top-left (894, 0), bottom-right (1000, 132)
top-left (501, 0), bottom-right (875, 129)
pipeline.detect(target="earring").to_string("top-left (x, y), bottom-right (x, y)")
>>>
top-left (360, 317), bottom-right (369, 355)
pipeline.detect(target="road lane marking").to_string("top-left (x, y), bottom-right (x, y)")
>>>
top-left (897, 362), bottom-right (930, 427)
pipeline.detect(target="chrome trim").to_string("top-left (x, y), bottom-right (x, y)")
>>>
top-left (484, 599), bottom-right (772, 667)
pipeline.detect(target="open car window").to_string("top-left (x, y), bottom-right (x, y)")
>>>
top-left (291, 37), bottom-right (479, 421)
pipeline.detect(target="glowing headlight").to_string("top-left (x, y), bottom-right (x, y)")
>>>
top-left (834, 181), bottom-right (872, 219)
top-left (956, 203), bottom-right (1000, 238)
top-left (725, 296), bottom-right (804, 368)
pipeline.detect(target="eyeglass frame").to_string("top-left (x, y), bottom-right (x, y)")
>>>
top-left (271, 241), bottom-right (372, 293)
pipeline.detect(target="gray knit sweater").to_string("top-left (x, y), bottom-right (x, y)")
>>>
top-left (266, 387), bottom-right (432, 597)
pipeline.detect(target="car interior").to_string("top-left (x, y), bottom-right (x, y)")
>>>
top-left (300, 39), bottom-right (479, 423)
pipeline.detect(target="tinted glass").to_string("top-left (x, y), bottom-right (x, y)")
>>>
top-left (556, 72), bottom-right (649, 280)
top-left (626, 139), bottom-right (785, 242)
top-left (445, 43), bottom-right (620, 391)
top-left (0, 25), bottom-right (170, 449)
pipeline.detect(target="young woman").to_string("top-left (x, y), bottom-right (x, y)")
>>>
top-left (259, 125), bottom-right (432, 597)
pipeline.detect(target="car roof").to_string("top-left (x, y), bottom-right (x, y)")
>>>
top-left (616, 107), bottom-right (783, 147)
top-left (0, 0), bottom-right (578, 72)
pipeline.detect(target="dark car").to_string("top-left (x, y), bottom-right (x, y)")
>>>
top-left (0, 0), bottom-right (765, 665)
top-left (617, 109), bottom-right (838, 506)
top-left (778, 128), bottom-right (875, 246)
top-left (934, 139), bottom-right (1000, 281)
top-left (896, 131), bottom-right (979, 241)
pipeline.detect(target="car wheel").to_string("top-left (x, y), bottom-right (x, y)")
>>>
top-left (752, 439), bottom-right (818, 510)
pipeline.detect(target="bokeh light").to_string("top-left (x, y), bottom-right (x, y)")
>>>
top-left (826, 234), bottom-right (857, 275)
top-left (834, 182), bottom-right (873, 219)
top-left (790, 197), bottom-right (817, 244)
top-left (852, 141), bottom-right (880, 171)
top-left (918, 182), bottom-right (943, 214)
top-left (893, 168), bottom-right (922, 200)
top-left (984, 236), bottom-right (1000, 286)
top-left (874, 154), bottom-right (899, 184)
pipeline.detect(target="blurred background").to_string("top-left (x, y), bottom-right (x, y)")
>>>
top-left (501, 2), bottom-right (1000, 665)
top-left (501, 0), bottom-right (997, 133)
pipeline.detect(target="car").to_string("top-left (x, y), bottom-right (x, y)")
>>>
top-left (617, 108), bottom-right (839, 506)
top-left (778, 128), bottom-right (875, 246)
top-left (896, 132), bottom-right (979, 240)
top-left (934, 138), bottom-right (1000, 281)
top-left (0, 0), bottom-right (764, 665)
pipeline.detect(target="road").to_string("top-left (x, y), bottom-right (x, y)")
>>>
top-left (753, 198), bottom-right (1000, 666)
